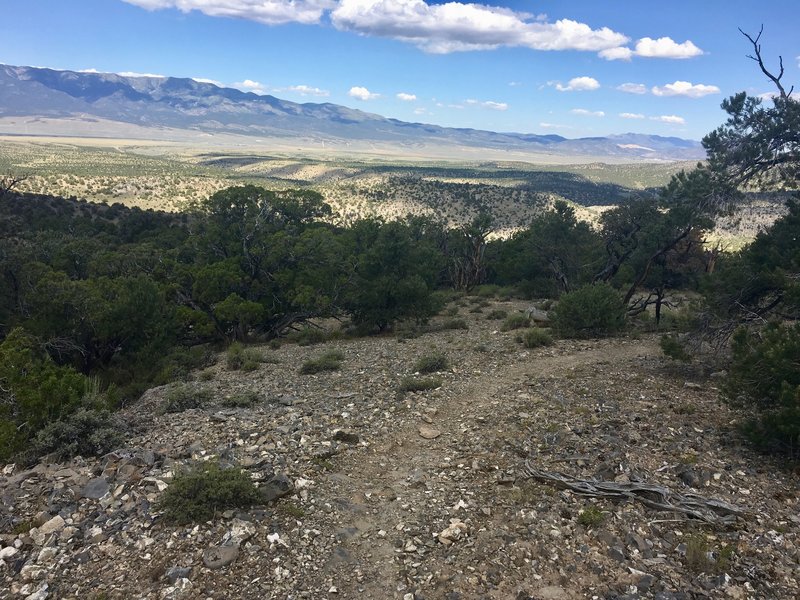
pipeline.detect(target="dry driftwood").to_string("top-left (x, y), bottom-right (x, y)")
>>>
top-left (521, 459), bottom-right (747, 525)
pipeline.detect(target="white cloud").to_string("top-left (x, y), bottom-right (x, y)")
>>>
top-left (651, 115), bottom-right (686, 125)
top-left (117, 71), bottom-right (167, 78)
top-left (652, 80), bottom-right (720, 98)
top-left (413, 107), bottom-right (428, 115)
top-left (330, 0), bottom-right (628, 54)
top-left (121, 0), bottom-right (335, 25)
top-left (80, 68), bottom-right (166, 78)
top-left (397, 92), bottom-right (417, 102)
top-left (599, 46), bottom-right (633, 61)
top-left (619, 112), bottom-right (645, 119)
top-left (508, 81), bottom-right (522, 87)
top-left (283, 84), bottom-right (329, 97)
top-left (617, 83), bottom-right (647, 95)
top-left (571, 109), bottom-right (605, 117)
top-left (466, 99), bottom-right (508, 110)
top-left (635, 37), bottom-right (703, 59)
top-left (601, 36), bottom-right (703, 61)
top-left (554, 77), bottom-right (600, 92)
top-left (348, 86), bottom-right (380, 100)
top-left (193, 77), bottom-right (223, 87)
top-left (236, 79), bottom-right (269, 94)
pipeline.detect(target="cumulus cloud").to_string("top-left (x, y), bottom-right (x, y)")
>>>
top-left (466, 99), bottom-right (508, 110)
top-left (122, 0), bottom-right (335, 25)
top-left (571, 109), bottom-right (605, 117)
top-left (413, 107), bottom-right (428, 115)
top-left (651, 115), bottom-right (686, 125)
top-left (330, 0), bottom-right (627, 54)
top-left (635, 37), bottom-right (703, 59)
top-left (236, 79), bottom-right (269, 94)
top-left (600, 36), bottom-right (703, 61)
top-left (617, 83), bottom-right (647, 95)
top-left (652, 81), bottom-right (720, 98)
top-left (599, 47), bottom-right (633, 61)
top-left (397, 92), bottom-right (417, 101)
top-left (619, 112), bottom-right (645, 119)
top-left (554, 77), bottom-right (600, 92)
top-left (349, 86), bottom-right (380, 100)
top-left (282, 84), bottom-right (329, 97)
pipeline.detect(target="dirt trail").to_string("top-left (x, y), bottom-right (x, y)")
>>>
top-left (315, 338), bottom-right (662, 598)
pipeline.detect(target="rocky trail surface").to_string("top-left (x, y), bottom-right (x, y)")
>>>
top-left (1, 300), bottom-right (798, 599)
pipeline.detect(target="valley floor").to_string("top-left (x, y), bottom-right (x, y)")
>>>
top-left (2, 300), bottom-right (798, 599)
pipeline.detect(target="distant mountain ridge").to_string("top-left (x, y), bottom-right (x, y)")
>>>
top-left (0, 64), bottom-right (705, 161)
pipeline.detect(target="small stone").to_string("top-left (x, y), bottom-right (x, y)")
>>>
top-left (261, 474), bottom-right (294, 503)
top-left (202, 545), bottom-right (239, 570)
top-left (38, 515), bottom-right (65, 536)
top-left (223, 519), bottom-right (256, 547)
top-left (533, 586), bottom-right (569, 600)
top-left (82, 477), bottom-right (110, 500)
top-left (332, 430), bottom-right (360, 444)
top-left (418, 425), bottom-right (441, 440)
top-left (164, 566), bottom-right (192, 584)
top-left (0, 546), bottom-right (19, 559)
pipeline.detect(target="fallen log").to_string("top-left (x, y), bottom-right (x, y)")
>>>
top-left (520, 459), bottom-right (748, 525)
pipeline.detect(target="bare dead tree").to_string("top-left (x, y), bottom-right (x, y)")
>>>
top-left (739, 26), bottom-right (794, 99)
top-left (0, 173), bottom-right (28, 198)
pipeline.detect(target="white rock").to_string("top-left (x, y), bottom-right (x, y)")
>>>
top-left (0, 546), bottom-right (19, 559)
top-left (38, 516), bottom-right (65, 536)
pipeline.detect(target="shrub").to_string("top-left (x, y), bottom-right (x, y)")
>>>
top-left (30, 408), bottom-right (126, 462)
top-left (660, 334), bottom-right (692, 362)
top-left (413, 352), bottom-right (449, 374)
top-left (161, 384), bottom-right (212, 414)
top-left (226, 342), bottom-right (264, 371)
top-left (551, 283), bottom-right (626, 338)
top-left (577, 505), bottom-right (604, 528)
top-left (399, 376), bottom-right (443, 393)
top-left (501, 314), bottom-right (531, 331)
top-left (299, 350), bottom-right (344, 374)
top-left (486, 309), bottom-right (508, 320)
top-left (726, 323), bottom-right (800, 456)
top-left (435, 318), bottom-right (469, 331)
top-left (516, 328), bottom-right (554, 348)
top-left (292, 327), bottom-right (329, 347)
top-left (221, 391), bottom-right (260, 408)
top-left (156, 462), bottom-right (262, 524)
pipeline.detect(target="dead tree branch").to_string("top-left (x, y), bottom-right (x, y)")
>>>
top-left (521, 459), bottom-right (747, 525)
top-left (739, 26), bottom-right (793, 99)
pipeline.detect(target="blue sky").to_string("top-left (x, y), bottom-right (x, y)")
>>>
top-left (2, 0), bottom-right (799, 139)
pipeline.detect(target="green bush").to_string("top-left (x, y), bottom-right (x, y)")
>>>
top-left (486, 309), bottom-right (508, 320)
top-left (577, 505), bottom-right (605, 528)
top-left (413, 352), bottom-right (449, 374)
top-left (399, 376), bottom-right (443, 393)
top-left (435, 318), bottom-right (469, 331)
top-left (0, 329), bottom-right (91, 460)
top-left (156, 462), bottom-right (262, 524)
top-left (221, 391), bottom-right (261, 408)
top-left (161, 384), bottom-right (213, 414)
top-left (516, 328), bottom-right (554, 348)
top-left (501, 314), bottom-right (531, 331)
top-left (226, 342), bottom-right (264, 371)
top-left (551, 283), bottom-right (626, 338)
top-left (299, 350), bottom-right (344, 374)
top-left (725, 324), bottom-right (800, 456)
top-left (660, 334), bottom-right (692, 362)
top-left (30, 408), bottom-right (126, 461)
top-left (292, 327), bottom-right (330, 346)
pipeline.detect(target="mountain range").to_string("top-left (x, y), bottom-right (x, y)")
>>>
top-left (0, 64), bottom-right (705, 161)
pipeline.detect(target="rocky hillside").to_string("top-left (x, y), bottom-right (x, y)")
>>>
top-left (1, 299), bottom-right (798, 599)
